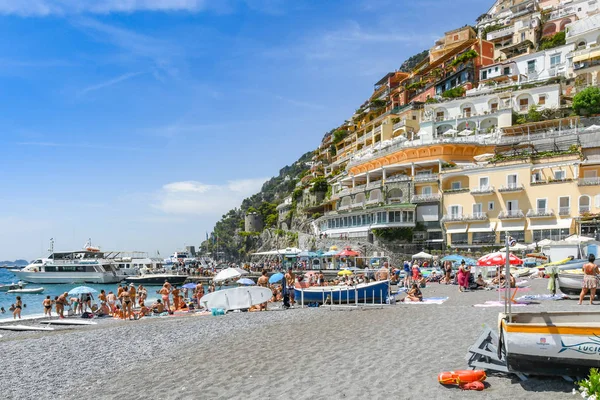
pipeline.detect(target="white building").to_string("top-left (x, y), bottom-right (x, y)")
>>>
top-left (420, 84), bottom-right (562, 139)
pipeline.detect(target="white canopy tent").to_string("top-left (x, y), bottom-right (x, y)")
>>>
top-left (412, 251), bottom-right (433, 259)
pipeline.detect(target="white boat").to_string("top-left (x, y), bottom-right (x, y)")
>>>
top-left (7, 287), bottom-right (44, 294)
top-left (40, 319), bottom-right (97, 326)
top-left (499, 311), bottom-right (600, 376)
top-left (0, 282), bottom-right (28, 292)
top-left (10, 247), bottom-right (122, 284)
top-left (199, 287), bottom-right (273, 311)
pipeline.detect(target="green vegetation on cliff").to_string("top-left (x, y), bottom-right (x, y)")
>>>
top-left (203, 151), bottom-right (313, 260)
top-left (399, 50), bottom-right (429, 73)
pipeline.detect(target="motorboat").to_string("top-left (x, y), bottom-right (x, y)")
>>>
top-left (0, 282), bottom-right (28, 292)
top-left (9, 248), bottom-right (122, 284)
top-left (124, 269), bottom-right (188, 286)
top-left (499, 311), bottom-right (600, 376)
top-left (294, 280), bottom-right (389, 304)
top-left (7, 287), bottom-right (44, 294)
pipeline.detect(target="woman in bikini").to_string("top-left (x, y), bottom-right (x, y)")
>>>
top-left (579, 254), bottom-right (599, 305)
top-left (13, 296), bottom-right (22, 319)
top-left (42, 295), bottom-right (52, 317)
top-left (106, 291), bottom-right (117, 315)
top-left (119, 287), bottom-right (133, 319)
top-left (172, 286), bottom-right (181, 310)
top-left (404, 284), bottom-right (423, 302)
top-left (158, 283), bottom-right (171, 312)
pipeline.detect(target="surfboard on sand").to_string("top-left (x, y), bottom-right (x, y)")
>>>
top-left (200, 287), bottom-right (272, 311)
top-left (40, 319), bottom-right (97, 326)
top-left (0, 325), bottom-right (54, 331)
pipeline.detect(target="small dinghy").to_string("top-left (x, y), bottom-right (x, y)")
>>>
top-left (7, 287), bottom-right (44, 294)
top-left (40, 319), bottom-right (97, 326)
top-left (0, 325), bottom-right (54, 331)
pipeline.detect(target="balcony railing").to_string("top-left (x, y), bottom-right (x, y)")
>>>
top-left (338, 204), bottom-right (351, 211)
top-left (351, 184), bottom-right (367, 193)
top-left (580, 206), bottom-right (591, 214)
top-left (578, 177), bottom-right (600, 186)
top-left (444, 187), bottom-right (470, 194)
top-left (386, 175), bottom-right (411, 183)
top-left (366, 181), bottom-right (383, 189)
top-left (441, 214), bottom-right (465, 222)
top-left (498, 209), bottom-right (525, 219)
top-left (574, 59), bottom-right (600, 71)
top-left (373, 126), bottom-right (382, 135)
top-left (392, 120), bottom-right (406, 131)
top-left (411, 194), bottom-right (442, 203)
top-left (498, 183), bottom-right (524, 193)
top-left (559, 207), bottom-right (571, 216)
top-left (338, 189), bottom-right (351, 197)
top-left (465, 212), bottom-right (488, 221)
top-left (414, 174), bottom-right (439, 183)
top-left (365, 198), bottom-right (382, 205)
top-left (487, 26), bottom-right (514, 40)
top-left (470, 186), bottom-right (495, 195)
top-left (351, 202), bottom-right (364, 209)
top-left (526, 208), bottom-right (555, 218)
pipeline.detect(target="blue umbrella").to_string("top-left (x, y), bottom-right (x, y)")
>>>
top-left (441, 254), bottom-right (464, 262)
top-left (68, 286), bottom-right (98, 296)
top-left (182, 282), bottom-right (198, 289)
top-left (269, 273), bottom-right (284, 284)
top-left (237, 278), bottom-right (255, 285)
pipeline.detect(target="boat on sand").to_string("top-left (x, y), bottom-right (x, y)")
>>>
top-left (294, 280), bottom-right (389, 304)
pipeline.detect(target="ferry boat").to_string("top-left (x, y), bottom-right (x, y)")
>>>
top-left (9, 248), bottom-right (122, 284)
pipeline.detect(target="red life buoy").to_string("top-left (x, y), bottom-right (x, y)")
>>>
top-left (438, 370), bottom-right (486, 385)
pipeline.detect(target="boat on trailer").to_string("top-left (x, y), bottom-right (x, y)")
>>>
top-left (499, 311), bottom-right (600, 376)
top-left (294, 280), bottom-right (389, 304)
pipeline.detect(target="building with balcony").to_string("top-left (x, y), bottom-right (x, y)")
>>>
top-left (567, 14), bottom-right (600, 89)
top-left (419, 84), bottom-right (561, 140)
top-left (541, 0), bottom-right (599, 37)
top-left (439, 150), bottom-right (600, 247)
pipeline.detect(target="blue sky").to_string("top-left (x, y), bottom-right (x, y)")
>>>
top-left (0, 0), bottom-right (486, 259)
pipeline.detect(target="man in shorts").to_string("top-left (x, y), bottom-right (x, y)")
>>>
top-left (285, 267), bottom-right (296, 306)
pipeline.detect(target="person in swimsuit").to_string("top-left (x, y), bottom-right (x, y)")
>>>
top-left (158, 284), bottom-right (171, 312)
top-left (13, 296), bottom-right (22, 319)
top-left (151, 299), bottom-right (164, 314)
top-left (56, 292), bottom-right (68, 318)
top-left (119, 287), bottom-right (133, 319)
top-left (257, 270), bottom-right (269, 311)
top-left (285, 267), bottom-right (296, 306)
top-left (128, 284), bottom-right (137, 308)
top-left (403, 284), bottom-right (423, 302)
top-left (42, 295), bottom-right (52, 317)
top-left (318, 271), bottom-right (325, 286)
top-left (106, 291), bottom-right (117, 315)
top-left (579, 254), bottom-right (599, 305)
top-left (137, 285), bottom-right (147, 304)
top-left (98, 290), bottom-right (107, 304)
top-left (194, 283), bottom-right (204, 307)
top-left (172, 286), bottom-right (181, 310)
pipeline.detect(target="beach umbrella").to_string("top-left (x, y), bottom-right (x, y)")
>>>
top-left (337, 269), bottom-right (353, 276)
top-left (412, 251), bottom-right (433, 260)
top-left (563, 234), bottom-right (594, 243)
top-left (213, 267), bottom-right (242, 282)
top-left (536, 239), bottom-right (553, 247)
top-left (458, 129), bottom-right (473, 136)
top-left (237, 278), bottom-right (256, 286)
top-left (442, 129), bottom-right (457, 137)
top-left (181, 282), bottom-right (198, 289)
top-left (499, 243), bottom-right (529, 251)
top-left (441, 254), bottom-right (464, 263)
top-left (68, 286), bottom-right (98, 296)
top-left (476, 252), bottom-right (523, 266)
top-left (269, 272), bottom-right (284, 284)
top-left (329, 245), bottom-right (338, 251)
top-left (297, 251), bottom-right (318, 258)
top-left (234, 267), bottom-right (249, 275)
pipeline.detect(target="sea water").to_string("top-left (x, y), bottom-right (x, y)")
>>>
top-left (0, 269), bottom-right (204, 319)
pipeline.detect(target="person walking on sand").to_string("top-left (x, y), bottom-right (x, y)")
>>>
top-left (457, 260), bottom-right (468, 292)
top-left (257, 270), bottom-right (269, 311)
top-left (57, 292), bottom-right (68, 318)
top-left (42, 295), bottom-right (52, 317)
top-left (579, 254), bottom-right (599, 305)
top-left (285, 267), bottom-right (296, 306)
top-left (13, 296), bottom-right (22, 319)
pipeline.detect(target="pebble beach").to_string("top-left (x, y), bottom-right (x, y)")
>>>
top-left (0, 278), bottom-right (585, 400)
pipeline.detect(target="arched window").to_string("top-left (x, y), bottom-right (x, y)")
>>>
top-left (387, 188), bottom-right (403, 201)
top-left (579, 195), bottom-right (591, 213)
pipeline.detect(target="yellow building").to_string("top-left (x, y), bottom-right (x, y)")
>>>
top-left (441, 150), bottom-right (600, 248)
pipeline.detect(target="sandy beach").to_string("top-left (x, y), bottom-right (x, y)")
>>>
top-left (0, 277), bottom-right (585, 400)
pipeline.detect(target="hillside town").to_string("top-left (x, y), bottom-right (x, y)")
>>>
top-left (259, 0), bottom-right (600, 258)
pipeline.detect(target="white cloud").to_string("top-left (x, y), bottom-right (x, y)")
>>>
top-left (155, 178), bottom-right (267, 215)
top-left (0, 0), bottom-right (209, 16)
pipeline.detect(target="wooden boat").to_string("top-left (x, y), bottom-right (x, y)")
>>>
top-left (499, 311), bottom-right (600, 376)
top-left (7, 287), bottom-right (44, 294)
top-left (294, 280), bottom-right (389, 304)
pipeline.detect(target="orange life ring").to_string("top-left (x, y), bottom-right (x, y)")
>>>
top-left (438, 370), bottom-right (486, 385)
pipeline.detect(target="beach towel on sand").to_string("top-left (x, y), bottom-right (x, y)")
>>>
top-left (404, 297), bottom-right (449, 305)
top-left (516, 294), bottom-right (567, 301)
top-left (473, 301), bottom-right (529, 308)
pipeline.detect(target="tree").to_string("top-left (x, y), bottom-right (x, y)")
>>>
top-left (573, 87), bottom-right (600, 116)
top-left (527, 106), bottom-right (543, 122)
top-left (539, 31), bottom-right (566, 50)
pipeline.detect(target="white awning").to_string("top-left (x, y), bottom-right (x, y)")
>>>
top-left (446, 223), bottom-right (468, 234)
top-left (497, 220), bottom-right (526, 232)
top-left (531, 162), bottom-right (579, 171)
top-left (469, 221), bottom-right (497, 233)
top-left (529, 218), bottom-right (572, 231)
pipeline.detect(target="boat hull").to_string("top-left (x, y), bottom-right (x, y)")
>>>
top-left (294, 280), bottom-right (389, 304)
top-left (501, 311), bottom-right (600, 376)
top-left (0, 282), bottom-right (28, 292)
top-left (124, 275), bottom-right (188, 286)
top-left (8, 270), bottom-right (122, 284)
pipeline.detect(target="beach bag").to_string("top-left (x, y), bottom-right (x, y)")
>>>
top-left (81, 311), bottom-right (94, 319)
